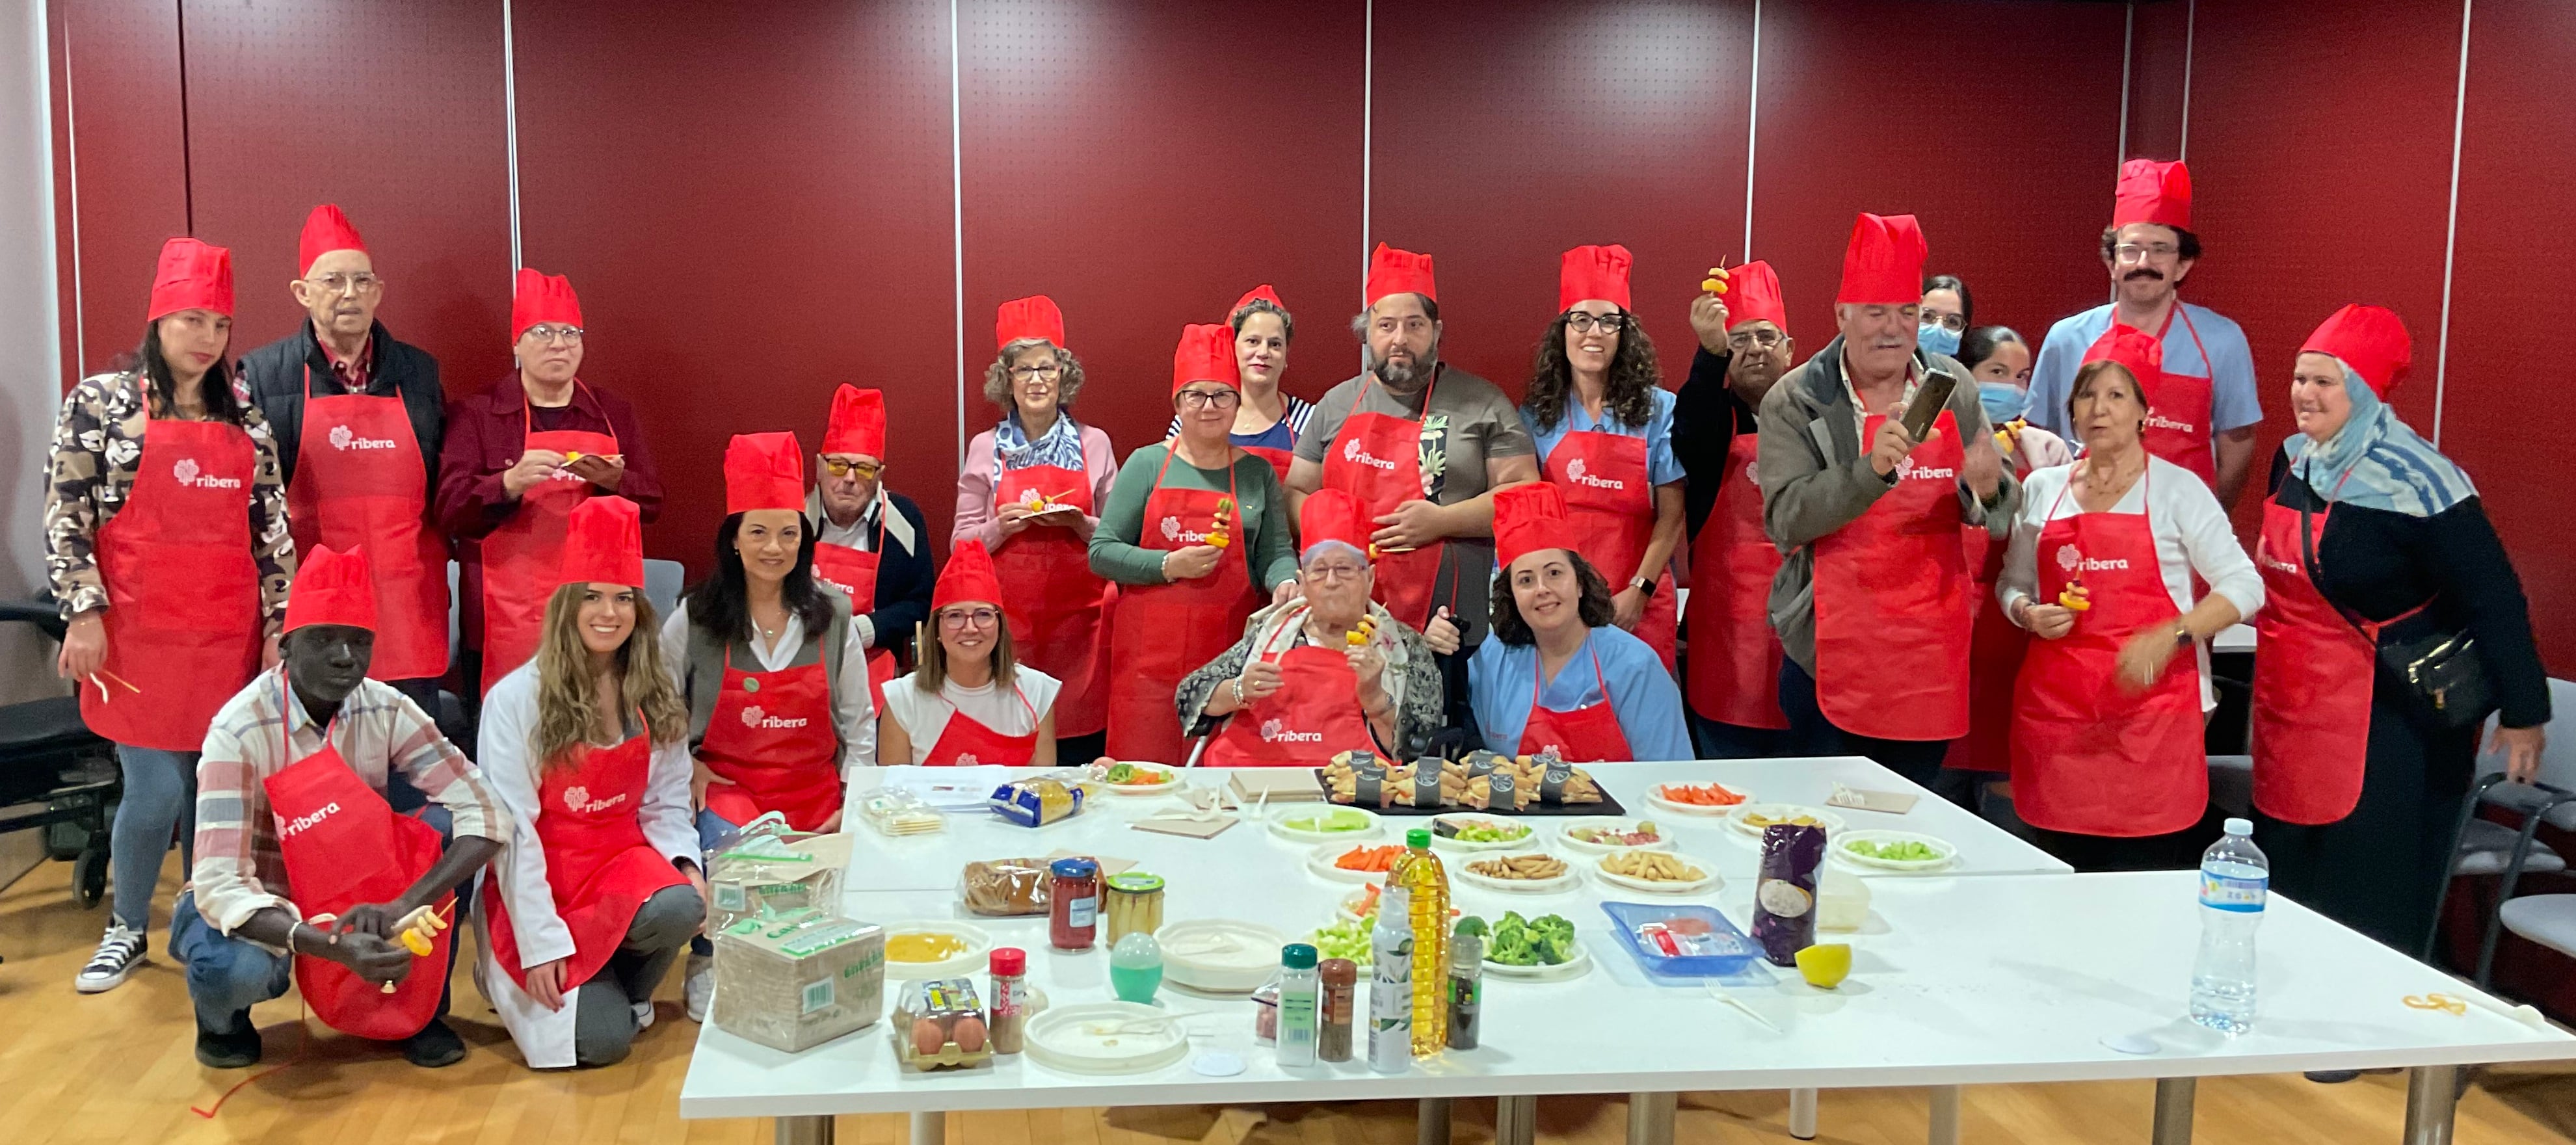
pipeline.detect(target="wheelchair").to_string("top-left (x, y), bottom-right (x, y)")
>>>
top-left (0, 597), bottom-right (118, 920)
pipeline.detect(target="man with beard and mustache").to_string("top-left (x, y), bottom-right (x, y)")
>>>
top-left (1288, 243), bottom-right (1537, 742)
top-left (2030, 159), bottom-right (2261, 507)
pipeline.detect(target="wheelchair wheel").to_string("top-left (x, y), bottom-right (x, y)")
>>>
top-left (72, 846), bottom-right (105, 908)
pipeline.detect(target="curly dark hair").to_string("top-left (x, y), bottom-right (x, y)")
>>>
top-left (1487, 549), bottom-right (1618, 647)
top-left (1522, 309), bottom-right (1662, 434)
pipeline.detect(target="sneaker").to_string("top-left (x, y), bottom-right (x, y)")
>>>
top-left (633, 1001), bottom-right (656, 1032)
top-left (684, 953), bottom-right (714, 1022)
top-left (195, 1012), bottom-right (263, 1069)
top-left (402, 1018), bottom-right (468, 1068)
top-left (75, 924), bottom-right (146, 994)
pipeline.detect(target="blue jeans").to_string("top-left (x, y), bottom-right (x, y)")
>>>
top-left (1774, 658), bottom-right (1951, 788)
top-left (111, 744), bottom-right (196, 932)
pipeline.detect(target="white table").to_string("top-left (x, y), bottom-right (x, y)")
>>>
top-left (2214, 624), bottom-right (2256, 655)
top-left (681, 763), bottom-right (2571, 1145)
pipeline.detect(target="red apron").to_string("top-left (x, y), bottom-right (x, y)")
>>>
top-left (261, 676), bottom-right (450, 1040)
top-left (83, 414), bottom-right (263, 750)
top-left (1518, 644), bottom-right (1634, 763)
top-left (477, 386), bottom-right (617, 695)
top-left (1203, 641), bottom-right (1377, 766)
top-left (289, 368), bottom-right (449, 681)
top-left (1104, 450), bottom-right (1259, 763)
top-left (697, 647), bottom-right (842, 831)
top-left (1945, 449), bottom-right (2039, 771)
top-left (813, 516), bottom-right (902, 710)
top-left (1320, 374), bottom-right (1448, 629)
top-left (1543, 419), bottom-right (1677, 671)
top-left (484, 731), bottom-right (689, 994)
top-left (2249, 486), bottom-right (2384, 824)
top-left (1682, 433), bottom-right (1787, 730)
top-left (992, 462), bottom-right (1110, 739)
top-left (921, 685), bottom-right (1041, 766)
top-left (1243, 446), bottom-right (1294, 484)
top-left (1810, 410), bottom-right (1971, 742)
top-left (2008, 469), bottom-right (2205, 836)
top-left (2142, 308), bottom-right (2219, 489)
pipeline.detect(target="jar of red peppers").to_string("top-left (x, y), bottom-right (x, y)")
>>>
top-left (1048, 858), bottom-right (1101, 951)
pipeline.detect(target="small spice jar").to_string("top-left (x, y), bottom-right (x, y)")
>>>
top-left (987, 947), bottom-right (1028, 1055)
top-left (1318, 957), bottom-right (1357, 1062)
top-left (1102, 872), bottom-right (1166, 943)
top-left (1048, 858), bottom-right (1101, 951)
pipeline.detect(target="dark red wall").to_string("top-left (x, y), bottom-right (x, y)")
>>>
top-left (50, 0), bottom-right (189, 380)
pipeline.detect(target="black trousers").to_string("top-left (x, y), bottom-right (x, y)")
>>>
top-left (1775, 657), bottom-right (1951, 788)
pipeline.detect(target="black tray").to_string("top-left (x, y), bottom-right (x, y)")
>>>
top-left (1309, 769), bottom-right (1628, 819)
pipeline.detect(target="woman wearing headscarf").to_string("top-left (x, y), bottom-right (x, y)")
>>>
top-left (2251, 304), bottom-right (2547, 954)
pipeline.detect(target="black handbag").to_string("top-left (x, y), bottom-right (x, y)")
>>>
top-left (2299, 499), bottom-right (2496, 730)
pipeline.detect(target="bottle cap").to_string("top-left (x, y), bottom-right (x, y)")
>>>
top-left (2223, 817), bottom-right (2253, 836)
top-left (1106, 871), bottom-right (1165, 893)
top-left (1050, 856), bottom-right (1098, 878)
top-left (1320, 957), bottom-right (1357, 983)
top-left (1407, 827), bottom-right (1432, 849)
top-left (1281, 943), bottom-right (1318, 969)
top-left (989, 947), bottom-right (1026, 976)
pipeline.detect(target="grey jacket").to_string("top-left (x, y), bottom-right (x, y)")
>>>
top-left (1756, 336), bottom-right (2021, 672)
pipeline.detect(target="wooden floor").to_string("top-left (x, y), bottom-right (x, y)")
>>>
top-left (7, 856), bottom-right (2576, 1144)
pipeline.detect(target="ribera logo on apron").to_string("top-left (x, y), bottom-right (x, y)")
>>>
top-left (1321, 375), bottom-right (1446, 628)
top-left (1104, 449), bottom-right (1258, 763)
top-left (1543, 416), bottom-right (1675, 670)
top-left (1685, 432), bottom-right (1787, 730)
top-left (477, 384), bottom-right (617, 694)
top-left (1809, 410), bottom-right (1971, 742)
top-left (484, 731), bottom-right (689, 995)
top-left (991, 460), bottom-right (1110, 739)
top-left (1204, 637), bottom-right (1375, 767)
top-left (290, 365), bottom-right (450, 682)
top-left (699, 644), bottom-right (841, 831)
top-left (2141, 307), bottom-right (2219, 488)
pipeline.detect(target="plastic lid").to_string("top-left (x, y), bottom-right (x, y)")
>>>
top-left (1281, 943), bottom-right (1318, 969)
top-left (1050, 857), bottom-right (1099, 878)
top-left (1407, 828), bottom-right (1432, 849)
top-left (1320, 957), bottom-right (1357, 982)
top-left (990, 947), bottom-right (1026, 975)
top-left (1106, 871), bottom-right (1165, 893)
top-left (2224, 817), bottom-right (2253, 836)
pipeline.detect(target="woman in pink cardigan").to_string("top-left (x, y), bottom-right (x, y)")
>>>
top-left (952, 295), bottom-right (1119, 760)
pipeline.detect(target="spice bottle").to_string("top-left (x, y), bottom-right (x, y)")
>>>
top-left (1048, 857), bottom-right (1100, 951)
top-left (1446, 923), bottom-right (1484, 1050)
top-left (1275, 943), bottom-right (1320, 1067)
top-left (1318, 958), bottom-right (1357, 1062)
top-left (987, 947), bottom-right (1028, 1054)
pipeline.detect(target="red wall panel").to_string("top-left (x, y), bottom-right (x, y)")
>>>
top-left (179, 0), bottom-right (514, 394)
top-left (2121, 0), bottom-right (2190, 163)
top-left (51, 0), bottom-right (189, 382)
top-left (1370, 0), bottom-right (1753, 399)
top-left (2441, 0), bottom-right (2576, 674)
top-left (958, 0), bottom-right (1367, 462)
top-left (512, 0), bottom-right (955, 574)
top-left (1749, 0), bottom-right (2128, 352)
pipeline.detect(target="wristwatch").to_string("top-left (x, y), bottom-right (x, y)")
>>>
top-left (1630, 576), bottom-right (1657, 597)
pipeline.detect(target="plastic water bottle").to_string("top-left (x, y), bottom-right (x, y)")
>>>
top-left (2190, 817), bottom-right (2268, 1034)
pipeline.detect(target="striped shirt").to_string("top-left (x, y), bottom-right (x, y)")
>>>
top-left (192, 672), bottom-right (507, 942)
top-left (1165, 392), bottom-right (1314, 453)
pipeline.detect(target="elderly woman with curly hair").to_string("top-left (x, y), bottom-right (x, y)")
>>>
top-left (951, 295), bottom-right (1117, 760)
top-left (1518, 244), bottom-right (1685, 669)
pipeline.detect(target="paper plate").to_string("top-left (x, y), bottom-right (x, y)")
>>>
top-left (1557, 818), bottom-right (1675, 854)
top-left (1589, 850), bottom-right (1721, 895)
top-left (1269, 806), bottom-right (1385, 845)
top-left (1829, 828), bottom-right (1960, 873)
top-left (1645, 783), bottom-right (1755, 817)
top-left (1727, 803), bottom-right (1847, 837)
top-left (1308, 841), bottom-right (1405, 884)
top-left (1023, 1002), bottom-right (1193, 1075)
top-left (879, 919), bottom-right (993, 979)
top-left (1160, 919), bottom-right (1288, 994)
top-left (1098, 763), bottom-right (1184, 796)
top-left (1483, 938), bottom-right (1592, 982)
top-left (1427, 813), bottom-right (1540, 852)
top-left (1454, 851), bottom-right (1582, 895)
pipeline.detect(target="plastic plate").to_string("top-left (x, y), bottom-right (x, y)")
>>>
top-left (1829, 828), bottom-right (1960, 873)
top-left (1483, 937), bottom-right (1592, 982)
top-left (1454, 851), bottom-right (1582, 895)
top-left (1727, 803), bottom-right (1848, 837)
top-left (1308, 841), bottom-right (1405, 884)
top-left (1427, 813), bottom-right (1541, 852)
top-left (1645, 784), bottom-right (1755, 817)
top-left (879, 919), bottom-right (994, 979)
top-left (1557, 818), bottom-right (1675, 854)
top-left (1589, 850), bottom-right (1721, 895)
top-left (1269, 806), bottom-right (1385, 845)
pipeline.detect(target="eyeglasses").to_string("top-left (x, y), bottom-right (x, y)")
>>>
top-left (1727, 328), bottom-right (1785, 351)
top-left (940, 608), bottom-right (1001, 629)
top-left (1565, 312), bottom-right (1628, 334)
top-left (1303, 562), bottom-right (1368, 583)
top-left (523, 324), bottom-right (584, 345)
top-left (1177, 389), bottom-right (1242, 410)
top-left (1009, 364), bottom-right (1062, 382)
top-left (1922, 313), bottom-right (1966, 332)
top-left (2113, 243), bottom-right (2181, 263)
top-left (821, 458), bottom-right (883, 480)
top-left (306, 272), bottom-right (384, 295)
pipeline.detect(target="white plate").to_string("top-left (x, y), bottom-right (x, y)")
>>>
top-left (879, 919), bottom-right (993, 979)
top-left (1096, 762), bottom-right (1184, 796)
top-left (1269, 806), bottom-right (1385, 845)
top-left (1159, 919), bottom-right (1288, 994)
top-left (1557, 818), bottom-right (1676, 854)
top-left (1589, 850), bottom-right (1721, 895)
top-left (1727, 803), bottom-right (1848, 837)
top-left (1022, 1002), bottom-right (1193, 1075)
top-left (1453, 852), bottom-right (1582, 895)
top-left (1830, 828), bottom-right (1960, 873)
top-left (1645, 783), bottom-right (1757, 817)
top-left (1308, 841), bottom-right (1405, 884)
top-left (1483, 938), bottom-right (1592, 982)
top-left (1427, 813), bottom-right (1539, 852)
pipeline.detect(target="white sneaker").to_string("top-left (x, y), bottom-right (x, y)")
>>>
top-left (76, 924), bottom-right (146, 994)
top-left (684, 953), bottom-right (714, 1022)
top-left (632, 1001), bottom-right (657, 1031)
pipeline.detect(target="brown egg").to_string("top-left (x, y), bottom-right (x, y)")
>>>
top-left (911, 1017), bottom-right (947, 1057)
top-left (951, 1015), bottom-right (988, 1053)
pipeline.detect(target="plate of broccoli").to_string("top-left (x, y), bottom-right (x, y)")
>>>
top-left (1469, 912), bottom-right (1588, 980)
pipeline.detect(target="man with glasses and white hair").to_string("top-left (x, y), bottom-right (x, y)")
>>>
top-left (2029, 159), bottom-right (2261, 507)
top-left (808, 384), bottom-right (929, 707)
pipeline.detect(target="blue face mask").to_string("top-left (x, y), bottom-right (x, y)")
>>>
top-left (1979, 381), bottom-right (2029, 424)
top-left (1918, 324), bottom-right (1962, 356)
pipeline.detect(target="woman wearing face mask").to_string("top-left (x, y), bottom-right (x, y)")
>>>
top-left (1943, 326), bottom-right (2073, 783)
top-left (2000, 327), bottom-right (2261, 871)
top-left (877, 541), bottom-right (1061, 766)
top-left (1919, 274), bottom-right (1974, 359)
top-left (2251, 304), bottom-right (2546, 958)
top-left (1167, 286), bottom-right (1313, 482)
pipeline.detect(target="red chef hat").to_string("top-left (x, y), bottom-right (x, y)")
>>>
top-left (559, 496), bottom-right (645, 588)
top-left (2301, 304), bottom-right (2413, 395)
top-left (1364, 243), bottom-right (1437, 307)
top-left (1493, 482), bottom-right (1578, 570)
top-left (148, 237), bottom-right (233, 321)
top-left (1558, 244), bottom-right (1634, 313)
top-left (297, 204), bottom-right (368, 276)
top-left (284, 544), bottom-right (377, 634)
top-left (934, 539), bottom-right (1005, 611)
top-left (2081, 321), bottom-right (2166, 396)
top-left (511, 267), bottom-right (583, 338)
top-left (1726, 259), bottom-right (1789, 335)
top-left (1172, 323), bottom-right (1240, 393)
top-left (1299, 488), bottom-right (1373, 562)
top-left (1835, 213), bottom-right (1927, 306)
top-left (1230, 283), bottom-right (1286, 322)
top-left (2112, 159), bottom-right (2193, 231)
top-left (724, 432), bottom-right (806, 516)
top-left (995, 295), bottom-right (1066, 350)
top-left (821, 384), bottom-right (887, 458)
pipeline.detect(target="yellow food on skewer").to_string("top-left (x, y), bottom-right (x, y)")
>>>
top-left (2058, 581), bottom-right (2093, 612)
top-left (1346, 616), bottom-right (1377, 648)
top-left (1206, 495), bottom-right (1234, 548)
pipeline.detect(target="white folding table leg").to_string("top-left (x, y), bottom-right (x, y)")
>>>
top-left (1627, 1091), bottom-right (1677, 1145)
top-left (1495, 1095), bottom-right (1539, 1145)
top-left (1417, 1098), bottom-right (1452, 1145)
top-left (1926, 1085), bottom-right (1961, 1145)
top-left (909, 1111), bottom-right (945, 1145)
top-left (2151, 1077), bottom-right (2195, 1145)
top-left (2404, 1065), bottom-right (2460, 1145)
top-left (775, 1114), bottom-right (834, 1145)
top-left (1788, 1088), bottom-right (1819, 1140)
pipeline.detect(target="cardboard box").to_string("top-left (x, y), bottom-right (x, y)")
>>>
top-left (711, 912), bottom-right (886, 1053)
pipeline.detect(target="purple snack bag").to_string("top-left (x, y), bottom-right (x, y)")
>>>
top-left (1751, 823), bottom-right (1827, 966)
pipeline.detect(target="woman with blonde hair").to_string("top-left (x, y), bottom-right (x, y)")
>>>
top-left (479, 496), bottom-right (706, 1068)
top-left (879, 540), bottom-right (1061, 765)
